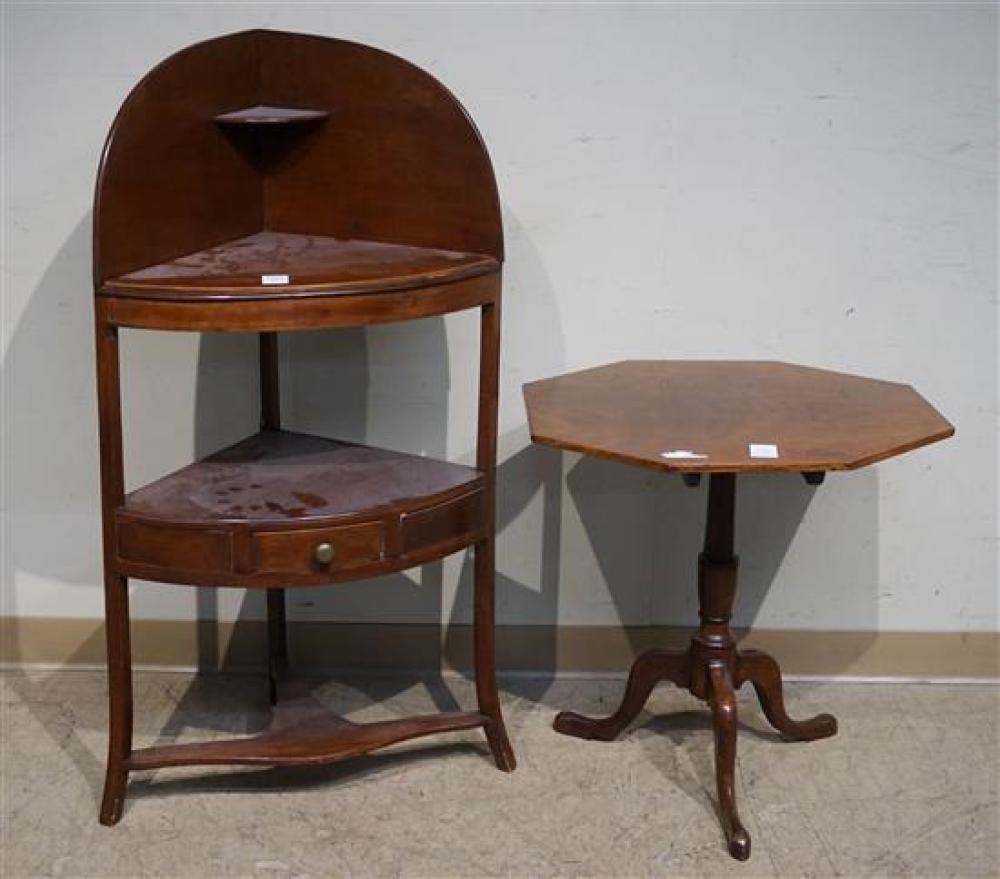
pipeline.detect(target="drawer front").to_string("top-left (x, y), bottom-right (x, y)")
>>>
top-left (253, 521), bottom-right (383, 574)
top-left (118, 519), bottom-right (231, 573)
top-left (400, 490), bottom-right (485, 555)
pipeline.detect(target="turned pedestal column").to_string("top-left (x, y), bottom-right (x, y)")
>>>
top-left (523, 359), bottom-right (953, 859)
top-left (552, 473), bottom-right (837, 860)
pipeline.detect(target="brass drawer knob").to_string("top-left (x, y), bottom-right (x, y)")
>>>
top-left (313, 542), bottom-right (335, 565)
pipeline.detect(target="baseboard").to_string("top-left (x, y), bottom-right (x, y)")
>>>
top-left (1, 617), bottom-right (996, 679)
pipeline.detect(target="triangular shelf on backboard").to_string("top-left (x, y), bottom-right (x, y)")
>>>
top-left (214, 104), bottom-right (330, 125)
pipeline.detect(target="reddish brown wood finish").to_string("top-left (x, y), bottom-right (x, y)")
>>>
top-left (125, 711), bottom-right (488, 770)
top-left (529, 362), bottom-right (952, 860)
top-left (214, 105), bottom-right (330, 125)
top-left (253, 520), bottom-right (383, 574)
top-left (473, 299), bottom-right (516, 771)
top-left (552, 474), bottom-right (835, 861)
top-left (254, 30), bottom-right (502, 258)
top-left (102, 274), bottom-right (497, 333)
top-left (94, 302), bottom-right (131, 827)
top-left (112, 431), bottom-right (490, 587)
top-left (94, 30), bottom-right (501, 287)
top-left (93, 32), bottom-right (262, 284)
top-left (258, 331), bottom-right (286, 703)
top-left (125, 678), bottom-right (487, 770)
top-left (120, 430), bottom-right (483, 526)
top-left (525, 360), bottom-right (955, 475)
top-left (104, 232), bottom-right (498, 301)
top-left (93, 30), bottom-right (513, 824)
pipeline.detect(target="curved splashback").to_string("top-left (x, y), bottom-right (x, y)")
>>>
top-left (94, 29), bottom-right (502, 286)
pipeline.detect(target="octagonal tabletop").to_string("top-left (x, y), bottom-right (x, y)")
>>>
top-left (523, 361), bottom-right (953, 474)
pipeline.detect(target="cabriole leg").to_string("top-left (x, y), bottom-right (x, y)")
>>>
top-left (553, 649), bottom-right (690, 741)
top-left (736, 648), bottom-right (837, 741)
top-left (708, 661), bottom-right (750, 860)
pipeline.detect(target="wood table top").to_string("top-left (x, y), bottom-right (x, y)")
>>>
top-left (523, 361), bottom-right (953, 473)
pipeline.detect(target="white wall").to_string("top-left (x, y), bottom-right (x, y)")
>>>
top-left (3, 4), bottom-right (996, 634)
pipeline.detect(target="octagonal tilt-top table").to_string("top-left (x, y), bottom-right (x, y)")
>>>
top-left (523, 361), bottom-right (953, 860)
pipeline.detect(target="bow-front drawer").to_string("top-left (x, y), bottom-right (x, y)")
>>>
top-left (252, 521), bottom-right (384, 575)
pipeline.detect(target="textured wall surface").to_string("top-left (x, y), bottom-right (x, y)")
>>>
top-left (3, 4), bottom-right (996, 633)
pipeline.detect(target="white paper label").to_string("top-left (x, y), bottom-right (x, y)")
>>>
top-left (261, 273), bottom-right (290, 285)
top-left (749, 443), bottom-right (779, 459)
top-left (661, 449), bottom-right (708, 460)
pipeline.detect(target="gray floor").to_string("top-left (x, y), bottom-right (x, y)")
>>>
top-left (2, 669), bottom-right (997, 878)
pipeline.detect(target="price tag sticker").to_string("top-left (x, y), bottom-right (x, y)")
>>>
top-left (749, 443), bottom-right (779, 459)
top-left (661, 449), bottom-right (708, 460)
top-left (261, 273), bottom-right (290, 285)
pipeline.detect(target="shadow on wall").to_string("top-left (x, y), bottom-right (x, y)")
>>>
top-left (6, 206), bottom-right (881, 792)
top-left (3, 210), bottom-right (881, 671)
top-left (182, 205), bottom-right (568, 715)
top-left (3, 214), bottom-right (108, 803)
top-left (188, 305), bottom-right (459, 710)
top-left (5, 210), bottom-right (883, 812)
top-left (443, 206), bottom-right (567, 701)
top-left (5, 216), bottom-right (102, 605)
top-left (564, 455), bottom-right (880, 662)
top-left (0, 203), bottom-right (565, 782)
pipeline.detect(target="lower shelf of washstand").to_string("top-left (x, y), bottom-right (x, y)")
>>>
top-left (114, 430), bottom-right (488, 587)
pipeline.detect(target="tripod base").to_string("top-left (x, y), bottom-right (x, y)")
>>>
top-left (554, 644), bottom-right (836, 860)
top-left (553, 474), bottom-right (837, 860)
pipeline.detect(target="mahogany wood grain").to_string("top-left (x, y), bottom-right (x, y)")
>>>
top-left (258, 332), bottom-right (281, 430)
top-left (525, 360), bottom-right (954, 474)
top-left (400, 490), bottom-right (484, 555)
top-left (102, 274), bottom-right (498, 333)
top-left (112, 432), bottom-right (490, 588)
top-left (94, 304), bottom-right (132, 827)
top-left (117, 519), bottom-right (232, 572)
top-left (94, 32), bottom-right (261, 283)
top-left (121, 430), bottom-right (482, 524)
top-left (256, 30), bottom-right (502, 258)
top-left (552, 650), bottom-right (689, 742)
top-left (125, 711), bottom-right (488, 770)
top-left (92, 30), bottom-right (514, 822)
top-left (259, 331), bottom-right (286, 703)
top-left (736, 650), bottom-right (837, 741)
top-left (551, 473), bottom-right (839, 861)
top-left (708, 661), bottom-right (749, 860)
top-left (214, 105), bottom-right (330, 125)
top-left (103, 232), bottom-right (498, 300)
top-left (112, 519), bottom-right (488, 590)
top-left (473, 299), bottom-right (516, 771)
top-left (529, 354), bottom-right (956, 858)
top-left (98, 574), bottom-right (131, 827)
top-left (253, 520), bottom-right (384, 574)
top-left (95, 29), bottom-right (502, 288)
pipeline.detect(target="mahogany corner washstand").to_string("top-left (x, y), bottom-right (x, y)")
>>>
top-left (523, 360), bottom-right (953, 860)
top-left (93, 30), bottom-right (515, 825)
